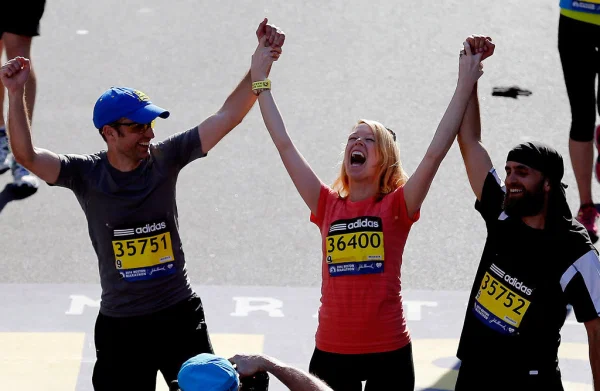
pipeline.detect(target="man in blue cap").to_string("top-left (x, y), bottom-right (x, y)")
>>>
top-left (0, 19), bottom-right (284, 391)
top-left (175, 353), bottom-right (332, 391)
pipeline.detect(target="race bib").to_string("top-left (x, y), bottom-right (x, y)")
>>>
top-left (111, 221), bottom-right (176, 282)
top-left (560, 0), bottom-right (600, 14)
top-left (325, 216), bottom-right (384, 277)
top-left (473, 264), bottom-right (532, 335)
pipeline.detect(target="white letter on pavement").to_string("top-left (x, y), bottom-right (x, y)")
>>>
top-left (403, 300), bottom-right (438, 321)
top-left (66, 295), bottom-right (101, 315)
top-left (231, 297), bottom-right (284, 317)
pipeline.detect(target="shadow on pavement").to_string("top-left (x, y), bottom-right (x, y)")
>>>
top-left (421, 364), bottom-right (460, 391)
top-left (0, 183), bottom-right (38, 213)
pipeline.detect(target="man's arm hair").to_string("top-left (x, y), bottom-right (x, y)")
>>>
top-left (456, 82), bottom-right (493, 201)
top-left (197, 68), bottom-right (264, 155)
top-left (261, 356), bottom-right (332, 391)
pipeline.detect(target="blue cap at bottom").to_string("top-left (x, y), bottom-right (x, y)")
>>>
top-left (178, 353), bottom-right (240, 391)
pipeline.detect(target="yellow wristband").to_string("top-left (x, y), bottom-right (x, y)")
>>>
top-left (252, 79), bottom-right (271, 92)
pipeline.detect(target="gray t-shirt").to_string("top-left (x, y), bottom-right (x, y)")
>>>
top-left (52, 127), bottom-right (205, 317)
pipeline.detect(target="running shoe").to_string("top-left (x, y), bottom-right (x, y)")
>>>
top-left (577, 203), bottom-right (599, 243)
top-left (11, 159), bottom-right (39, 196)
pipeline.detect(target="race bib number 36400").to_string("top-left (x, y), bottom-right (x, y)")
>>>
top-left (559, 0), bottom-right (600, 14)
top-left (111, 221), bottom-right (176, 282)
top-left (326, 216), bottom-right (384, 277)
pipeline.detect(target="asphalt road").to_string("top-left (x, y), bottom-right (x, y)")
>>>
top-left (0, 0), bottom-right (597, 390)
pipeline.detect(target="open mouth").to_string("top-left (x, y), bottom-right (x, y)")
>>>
top-left (138, 141), bottom-right (150, 148)
top-left (350, 151), bottom-right (366, 166)
top-left (508, 188), bottom-right (524, 196)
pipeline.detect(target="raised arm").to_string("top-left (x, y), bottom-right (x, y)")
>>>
top-left (455, 36), bottom-right (496, 201)
top-left (1, 57), bottom-right (60, 184)
top-left (456, 82), bottom-right (493, 200)
top-left (250, 35), bottom-right (322, 215)
top-left (197, 19), bottom-right (285, 155)
top-left (403, 40), bottom-right (485, 217)
top-left (230, 354), bottom-right (332, 391)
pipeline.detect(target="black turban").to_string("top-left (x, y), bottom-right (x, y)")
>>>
top-left (506, 141), bottom-right (572, 227)
top-left (506, 142), bottom-right (564, 183)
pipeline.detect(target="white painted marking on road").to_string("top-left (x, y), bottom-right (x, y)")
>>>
top-left (231, 296), bottom-right (284, 317)
top-left (404, 300), bottom-right (438, 321)
top-left (560, 343), bottom-right (594, 391)
top-left (76, 30), bottom-right (89, 35)
top-left (65, 294), bottom-right (100, 315)
top-left (62, 294), bottom-right (461, 322)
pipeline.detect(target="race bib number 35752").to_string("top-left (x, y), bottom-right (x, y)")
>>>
top-left (111, 221), bottom-right (176, 282)
top-left (473, 265), bottom-right (532, 335)
top-left (325, 216), bottom-right (384, 277)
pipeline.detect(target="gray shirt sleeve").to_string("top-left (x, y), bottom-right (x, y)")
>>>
top-left (50, 153), bottom-right (99, 194)
top-left (153, 127), bottom-right (206, 170)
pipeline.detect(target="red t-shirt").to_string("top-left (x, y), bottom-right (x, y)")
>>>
top-left (310, 184), bottom-right (419, 354)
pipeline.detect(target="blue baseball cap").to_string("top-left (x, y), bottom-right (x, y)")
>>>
top-left (178, 353), bottom-right (240, 391)
top-left (92, 87), bottom-right (170, 129)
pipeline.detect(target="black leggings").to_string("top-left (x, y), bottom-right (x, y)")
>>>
top-left (308, 343), bottom-right (415, 391)
top-left (558, 14), bottom-right (600, 142)
top-left (92, 295), bottom-right (214, 391)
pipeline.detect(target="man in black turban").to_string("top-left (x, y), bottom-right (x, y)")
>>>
top-left (452, 37), bottom-right (600, 391)
top-left (503, 141), bottom-right (573, 229)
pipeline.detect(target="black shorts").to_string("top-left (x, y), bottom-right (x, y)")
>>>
top-left (91, 295), bottom-right (214, 391)
top-left (0, 0), bottom-right (46, 38)
top-left (455, 360), bottom-right (564, 391)
top-left (308, 343), bottom-right (415, 391)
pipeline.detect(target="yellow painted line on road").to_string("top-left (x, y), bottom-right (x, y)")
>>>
top-left (0, 332), bottom-right (263, 391)
top-left (211, 333), bottom-right (265, 358)
top-left (0, 332), bottom-right (85, 391)
top-left (412, 339), bottom-right (459, 390)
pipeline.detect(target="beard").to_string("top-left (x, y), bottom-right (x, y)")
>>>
top-left (503, 180), bottom-right (545, 217)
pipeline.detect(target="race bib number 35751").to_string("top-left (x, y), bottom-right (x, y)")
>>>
top-left (111, 221), bottom-right (176, 282)
top-left (325, 216), bottom-right (384, 277)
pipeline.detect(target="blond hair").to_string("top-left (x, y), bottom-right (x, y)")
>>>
top-left (332, 119), bottom-right (409, 200)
